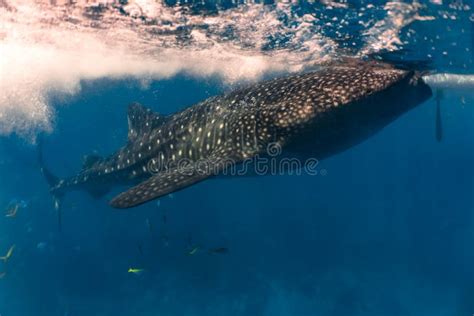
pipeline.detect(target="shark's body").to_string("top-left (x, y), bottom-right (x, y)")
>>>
top-left (41, 59), bottom-right (432, 208)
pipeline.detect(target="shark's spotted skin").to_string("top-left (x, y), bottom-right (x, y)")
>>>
top-left (44, 60), bottom-right (432, 208)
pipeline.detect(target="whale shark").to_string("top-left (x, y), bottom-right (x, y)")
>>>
top-left (40, 59), bottom-right (432, 210)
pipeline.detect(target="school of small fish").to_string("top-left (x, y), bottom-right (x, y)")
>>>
top-left (1, 200), bottom-right (26, 279)
top-left (1, 197), bottom-right (229, 280)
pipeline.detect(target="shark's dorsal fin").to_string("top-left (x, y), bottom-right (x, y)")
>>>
top-left (128, 103), bottom-right (167, 142)
top-left (109, 153), bottom-right (234, 208)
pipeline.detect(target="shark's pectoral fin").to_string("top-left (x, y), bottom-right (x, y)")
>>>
top-left (128, 103), bottom-right (168, 142)
top-left (110, 159), bottom-right (225, 209)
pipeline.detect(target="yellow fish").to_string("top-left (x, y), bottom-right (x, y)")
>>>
top-left (188, 246), bottom-right (199, 256)
top-left (128, 268), bottom-right (144, 274)
top-left (0, 245), bottom-right (15, 262)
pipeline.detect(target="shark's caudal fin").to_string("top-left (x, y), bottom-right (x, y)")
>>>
top-left (38, 140), bottom-right (59, 188)
top-left (37, 138), bottom-right (64, 232)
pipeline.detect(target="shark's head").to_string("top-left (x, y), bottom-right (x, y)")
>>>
top-left (284, 60), bottom-right (433, 157)
top-left (315, 60), bottom-right (433, 119)
top-left (350, 68), bottom-right (433, 123)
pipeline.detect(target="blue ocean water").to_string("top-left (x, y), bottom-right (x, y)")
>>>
top-left (1, 1), bottom-right (474, 316)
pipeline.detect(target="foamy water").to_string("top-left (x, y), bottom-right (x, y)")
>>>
top-left (0, 0), bottom-right (468, 138)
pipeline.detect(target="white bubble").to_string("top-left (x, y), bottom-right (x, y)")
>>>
top-left (0, 1), bottom-right (427, 139)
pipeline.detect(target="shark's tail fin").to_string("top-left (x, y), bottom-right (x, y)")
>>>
top-left (38, 138), bottom-right (63, 232)
top-left (0, 245), bottom-right (15, 263)
top-left (38, 142), bottom-right (59, 188)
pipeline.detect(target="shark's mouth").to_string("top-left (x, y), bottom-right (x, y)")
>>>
top-left (0, 1), bottom-right (471, 139)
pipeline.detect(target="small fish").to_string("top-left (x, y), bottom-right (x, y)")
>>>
top-left (188, 246), bottom-right (200, 256)
top-left (5, 204), bottom-right (19, 218)
top-left (0, 272), bottom-right (5, 279)
top-left (0, 245), bottom-right (15, 262)
top-left (208, 247), bottom-right (229, 254)
top-left (128, 268), bottom-right (144, 274)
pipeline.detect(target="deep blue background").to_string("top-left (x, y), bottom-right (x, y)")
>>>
top-left (0, 70), bottom-right (473, 316)
top-left (1, 0), bottom-right (474, 314)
